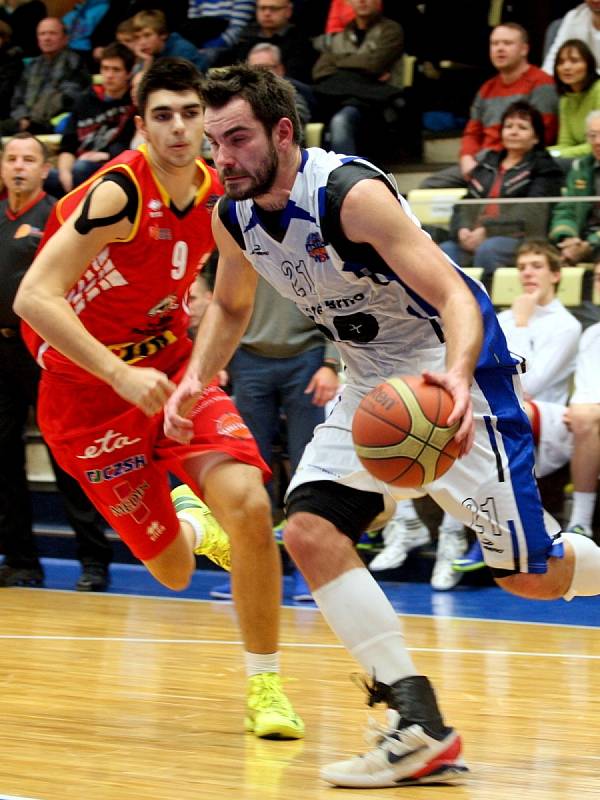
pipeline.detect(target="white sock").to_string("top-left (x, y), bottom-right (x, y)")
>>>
top-left (394, 499), bottom-right (420, 523)
top-left (176, 511), bottom-right (204, 550)
top-left (312, 567), bottom-right (417, 685)
top-left (568, 492), bottom-right (596, 529)
top-left (439, 511), bottom-right (462, 532)
top-left (244, 651), bottom-right (280, 677)
top-left (563, 531), bottom-right (600, 600)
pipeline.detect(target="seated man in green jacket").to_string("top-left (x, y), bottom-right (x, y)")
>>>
top-left (549, 109), bottom-right (600, 264)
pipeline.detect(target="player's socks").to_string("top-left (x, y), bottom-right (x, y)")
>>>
top-left (171, 484), bottom-right (231, 571)
top-left (568, 491), bottom-right (596, 536)
top-left (245, 673), bottom-right (305, 739)
top-left (312, 567), bottom-right (416, 682)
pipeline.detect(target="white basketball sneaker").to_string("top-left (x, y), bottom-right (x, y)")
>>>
top-left (431, 525), bottom-right (468, 591)
top-left (369, 518), bottom-right (430, 571)
top-left (321, 676), bottom-right (468, 789)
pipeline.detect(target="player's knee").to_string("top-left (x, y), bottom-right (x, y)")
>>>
top-left (221, 488), bottom-right (272, 544)
top-left (568, 404), bottom-right (600, 437)
top-left (153, 564), bottom-right (193, 592)
top-left (495, 572), bottom-right (562, 600)
top-left (283, 513), bottom-right (342, 563)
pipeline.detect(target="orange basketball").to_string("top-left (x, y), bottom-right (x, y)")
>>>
top-left (352, 375), bottom-right (461, 488)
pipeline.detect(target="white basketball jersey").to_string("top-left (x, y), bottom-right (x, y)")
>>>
top-left (224, 148), bottom-right (516, 388)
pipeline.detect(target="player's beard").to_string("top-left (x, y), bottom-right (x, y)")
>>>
top-left (221, 142), bottom-right (279, 200)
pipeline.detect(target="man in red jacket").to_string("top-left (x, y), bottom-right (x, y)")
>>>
top-left (422, 22), bottom-right (558, 189)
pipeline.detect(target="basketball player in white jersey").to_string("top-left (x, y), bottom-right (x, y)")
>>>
top-left (164, 66), bottom-right (600, 790)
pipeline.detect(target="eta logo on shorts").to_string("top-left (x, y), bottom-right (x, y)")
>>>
top-left (85, 454), bottom-right (147, 483)
top-left (216, 412), bottom-right (252, 440)
top-left (76, 430), bottom-right (142, 460)
top-left (305, 232), bottom-right (329, 263)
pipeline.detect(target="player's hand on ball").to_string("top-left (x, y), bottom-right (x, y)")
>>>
top-left (422, 367), bottom-right (474, 455)
top-left (113, 365), bottom-right (176, 416)
top-left (164, 373), bottom-right (204, 443)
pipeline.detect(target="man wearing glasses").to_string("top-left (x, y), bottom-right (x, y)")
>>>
top-left (214, 0), bottom-right (317, 82)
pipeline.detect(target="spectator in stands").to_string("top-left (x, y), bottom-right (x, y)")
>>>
top-left (422, 23), bottom-right (558, 190)
top-left (563, 259), bottom-right (600, 539)
top-left (0, 0), bottom-right (46, 57)
top-left (2, 17), bottom-right (90, 135)
top-left (247, 43), bottom-right (313, 125)
top-left (87, 1), bottom-right (180, 57)
top-left (549, 38), bottom-right (600, 162)
top-left (132, 9), bottom-right (207, 72)
top-left (550, 110), bottom-right (600, 264)
top-left (44, 42), bottom-right (136, 197)
top-left (325, 0), bottom-right (354, 34)
top-left (0, 20), bottom-right (24, 120)
top-left (312, 0), bottom-right (404, 155)
top-left (0, 133), bottom-right (112, 590)
top-left (454, 238), bottom-right (583, 572)
top-left (216, 0), bottom-right (316, 83)
top-left (115, 17), bottom-right (135, 48)
top-left (185, 0), bottom-right (256, 64)
top-left (543, 1), bottom-right (600, 76)
top-left (440, 101), bottom-right (563, 277)
top-left (62, 0), bottom-right (110, 67)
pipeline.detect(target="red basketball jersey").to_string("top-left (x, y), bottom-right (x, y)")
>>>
top-left (24, 146), bottom-right (222, 380)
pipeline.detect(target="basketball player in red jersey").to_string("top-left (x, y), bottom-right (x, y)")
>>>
top-left (14, 58), bottom-right (304, 740)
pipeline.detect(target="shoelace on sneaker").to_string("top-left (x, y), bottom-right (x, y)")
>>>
top-left (249, 675), bottom-right (295, 714)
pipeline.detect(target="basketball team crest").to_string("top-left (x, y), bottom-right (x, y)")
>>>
top-left (216, 412), bottom-right (252, 440)
top-left (305, 232), bottom-right (329, 262)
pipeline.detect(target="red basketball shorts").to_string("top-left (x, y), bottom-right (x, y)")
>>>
top-left (38, 369), bottom-right (270, 561)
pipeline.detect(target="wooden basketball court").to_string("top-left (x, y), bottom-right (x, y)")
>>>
top-left (1, 587), bottom-right (599, 799)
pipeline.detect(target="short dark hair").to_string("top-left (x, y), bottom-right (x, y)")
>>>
top-left (500, 100), bottom-right (545, 149)
top-left (492, 21), bottom-right (529, 44)
top-left (136, 57), bottom-right (204, 118)
top-left (101, 41), bottom-right (136, 74)
top-left (201, 64), bottom-right (302, 145)
top-left (516, 239), bottom-right (562, 273)
top-left (2, 131), bottom-right (48, 161)
top-left (554, 38), bottom-right (598, 95)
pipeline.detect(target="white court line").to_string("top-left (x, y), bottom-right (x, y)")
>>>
top-left (23, 587), bottom-right (600, 632)
top-left (0, 633), bottom-right (597, 661)
top-left (0, 795), bottom-right (43, 800)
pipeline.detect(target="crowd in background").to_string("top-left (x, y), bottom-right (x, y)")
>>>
top-left (1, 0), bottom-right (600, 596)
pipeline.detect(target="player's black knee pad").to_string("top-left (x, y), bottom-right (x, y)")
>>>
top-left (285, 481), bottom-right (385, 543)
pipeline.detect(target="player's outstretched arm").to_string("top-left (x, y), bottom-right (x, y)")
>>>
top-left (164, 202), bottom-right (258, 442)
top-left (340, 178), bottom-right (483, 451)
top-left (14, 178), bottom-right (175, 416)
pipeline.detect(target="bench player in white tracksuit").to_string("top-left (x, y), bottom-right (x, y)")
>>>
top-left (164, 66), bottom-right (600, 790)
top-left (497, 239), bottom-right (580, 480)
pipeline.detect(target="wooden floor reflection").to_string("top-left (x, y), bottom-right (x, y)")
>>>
top-left (1, 588), bottom-right (599, 799)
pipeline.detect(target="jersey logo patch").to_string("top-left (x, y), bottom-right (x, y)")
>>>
top-left (305, 232), bottom-right (329, 262)
top-left (216, 412), bottom-right (253, 440)
top-left (149, 225), bottom-right (172, 240)
top-left (107, 330), bottom-right (177, 364)
top-left (68, 247), bottom-right (128, 314)
top-left (14, 223), bottom-right (43, 239)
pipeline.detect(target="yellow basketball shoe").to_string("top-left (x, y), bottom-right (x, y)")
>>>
top-left (246, 673), bottom-right (305, 740)
top-left (171, 484), bottom-right (231, 571)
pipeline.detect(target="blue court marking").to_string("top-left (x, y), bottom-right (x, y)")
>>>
top-left (34, 558), bottom-right (600, 628)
